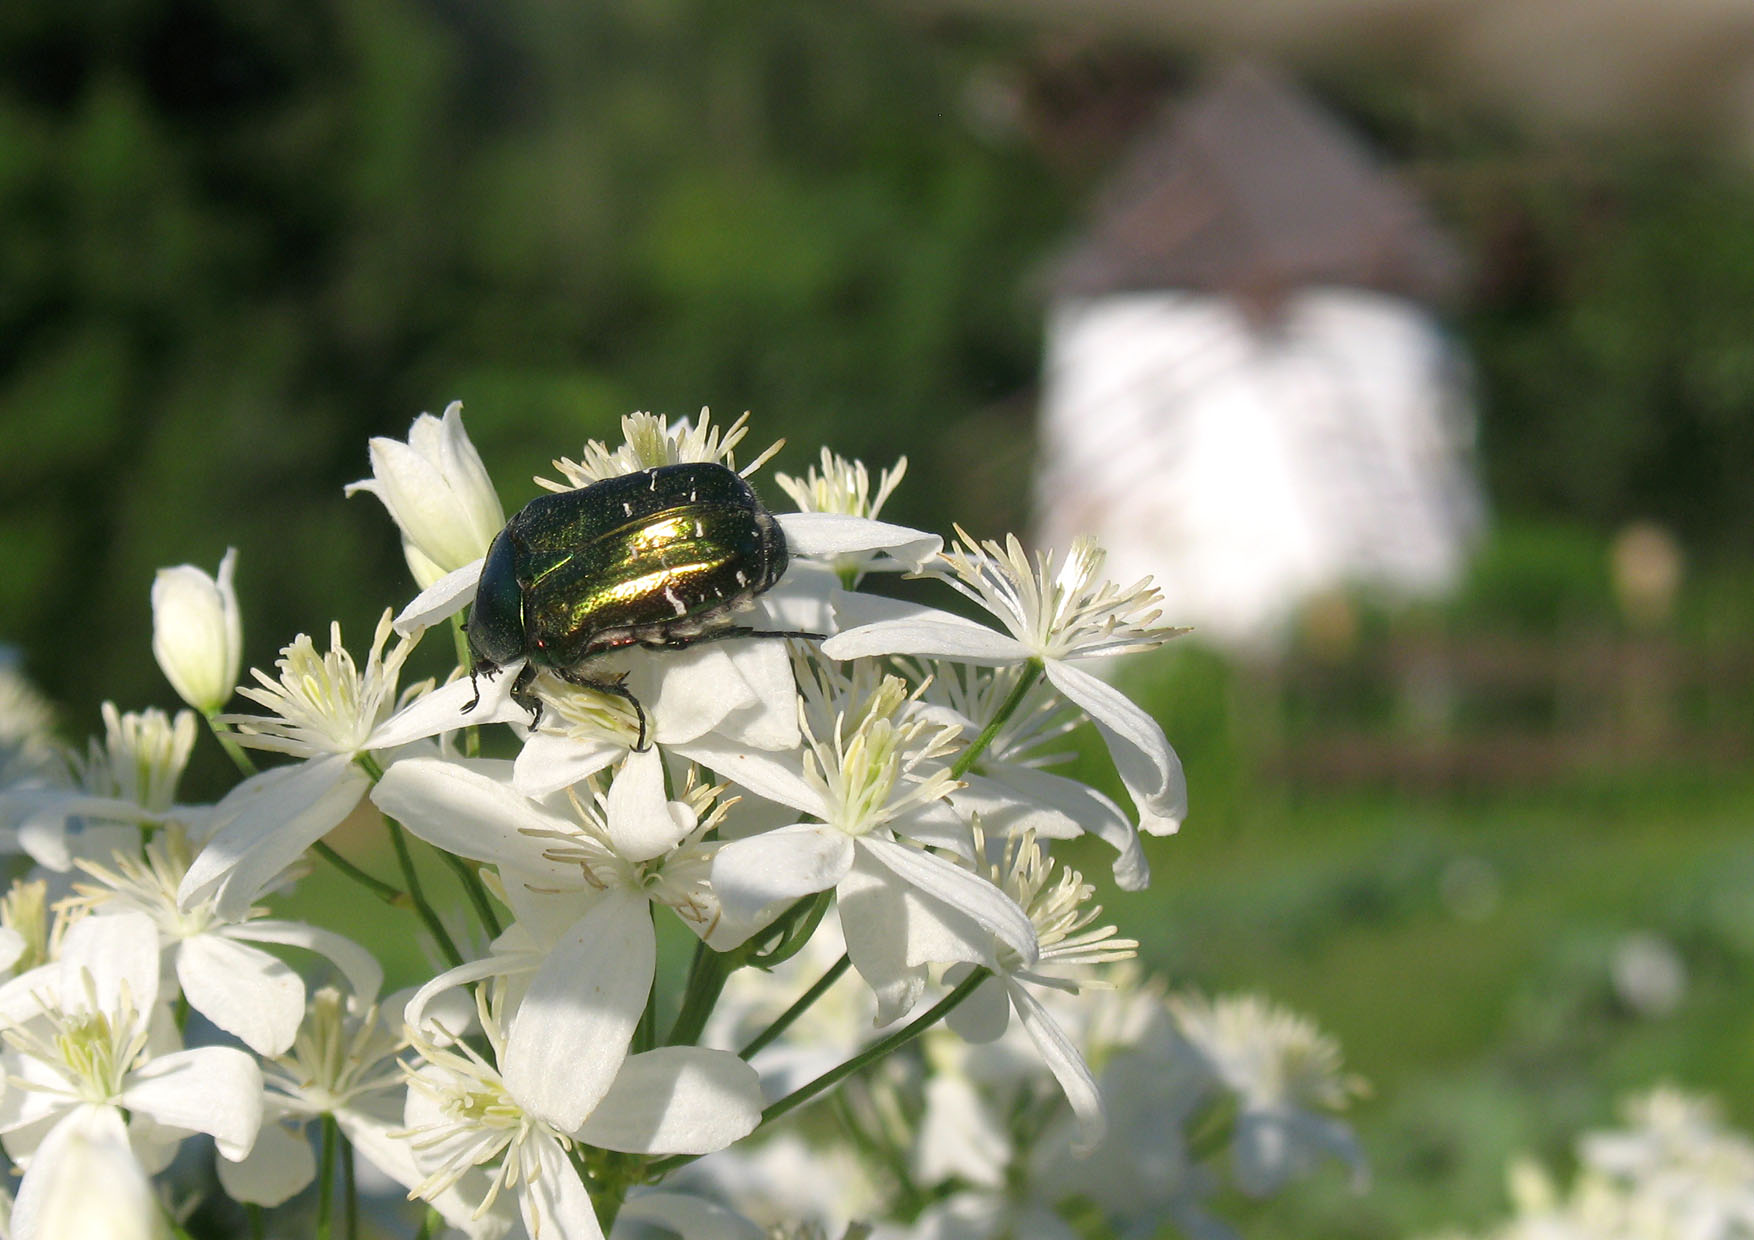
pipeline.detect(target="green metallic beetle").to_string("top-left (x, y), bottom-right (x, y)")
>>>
top-left (463, 461), bottom-right (805, 747)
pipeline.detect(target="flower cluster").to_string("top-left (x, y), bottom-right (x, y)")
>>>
top-left (0, 406), bottom-right (1363, 1239)
top-left (1429, 1087), bottom-right (1754, 1240)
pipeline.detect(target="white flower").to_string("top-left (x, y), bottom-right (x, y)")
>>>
top-left (151, 548), bottom-right (243, 714)
top-left (921, 663), bottom-right (1151, 890)
top-left (703, 666), bottom-right (1038, 1022)
top-left (374, 754), bottom-right (753, 950)
top-left (822, 532), bottom-right (1188, 888)
top-left (1169, 993), bottom-right (1367, 1197)
top-left (7, 704), bottom-right (197, 874)
top-left (401, 978), bottom-right (762, 1240)
top-left (178, 613), bottom-right (455, 920)
top-left (346, 401), bottom-right (506, 589)
top-left (944, 829), bottom-right (1139, 1151)
top-left (542, 409), bottom-right (778, 489)
top-left (772, 452), bottom-right (937, 581)
top-left (0, 911), bottom-right (264, 1222)
top-left (70, 827), bottom-right (383, 1056)
top-left (7, 1104), bottom-right (165, 1240)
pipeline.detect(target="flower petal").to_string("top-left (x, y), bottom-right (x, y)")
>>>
top-left (710, 825), bottom-right (854, 922)
top-left (502, 892), bottom-right (654, 1132)
top-left (672, 739), bottom-right (827, 819)
top-left (11, 1105), bottom-right (155, 1240)
top-left (121, 1046), bottom-right (264, 1160)
top-left (176, 933), bottom-right (304, 1056)
top-left (512, 732), bottom-right (625, 800)
top-left (859, 835), bottom-right (1038, 969)
top-left (372, 756), bottom-right (572, 875)
top-left (959, 765), bottom-right (1150, 891)
top-left (393, 559), bottom-right (481, 635)
top-left (367, 672), bottom-right (527, 750)
top-left (1044, 659), bottom-right (1186, 835)
top-left (221, 919), bottom-right (384, 1006)
top-left (180, 755), bottom-right (370, 919)
top-left (522, 1132), bottom-right (606, 1240)
top-left (56, 909), bottom-right (161, 1019)
top-left (1010, 979), bottom-right (1106, 1153)
top-left (574, 1047), bottom-right (761, 1155)
top-left (775, 512), bottom-right (942, 570)
top-left (820, 609), bottom-right (1030, 665)
top-left (606, 746), bottom-right (691, 862)
top-left (217, 1117), bottom-right (315, 1206)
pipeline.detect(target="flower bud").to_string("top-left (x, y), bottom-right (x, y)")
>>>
top-left (151, 548), bottom-right (243, 714)
top-left (345, 400), bottom-right (505, 588)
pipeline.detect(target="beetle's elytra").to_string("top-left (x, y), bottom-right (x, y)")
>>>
top-left (464, 461), bottom-right (807, 746)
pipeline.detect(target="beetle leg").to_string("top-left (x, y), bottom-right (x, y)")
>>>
top-left (463, 657), bottom-right (502, 715)
top-left (641, 625), bottom-right (826, 652)
top-left (509, 663), bottom-right (544, 731)
top-left (552, 665), bottom-right (650, 752)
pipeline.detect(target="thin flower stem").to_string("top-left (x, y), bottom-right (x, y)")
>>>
top-left (383, 816), bottom-right (464, 969)
top-left (358, 752), bottom-right (466, 967)
top-left (760, 966), bottom-right (988, 1127)
top-left (645, 966), bottom-right (991, 1181)
top-left (414, 1208), bottom-right (441, 1240)
top-left (342, 1126), bottom-right (358, 1240)
top-left (437, 848), bottom-right (503, 940)
top-left (950, 659), bottom-right (1043, 779)
top-left (203, 713), bottom-right (258, 777)
top-left (246, 1204), bottom-right (266, 1240)
top-left (311, 841), bottom-right (405, 905)
top-left (739, 953), bottom-right (852, 1060)
top-left (665, 938), bottom-right (732, 1047)
top-left (316, 1115), bottom-right (337, 1240)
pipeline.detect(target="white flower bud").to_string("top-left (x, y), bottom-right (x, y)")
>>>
top-left (151, 548), bottom-right (242, 715)
top-left (345, 400), bottom-right (505, 589)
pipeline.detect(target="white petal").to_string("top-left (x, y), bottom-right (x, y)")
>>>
top-left (1010, 980), bottom-right (1106, 1152)
top-left (176, 934), bottom-right (303, 1056)
top-left (217, 1117), bottom-right (315, 1206)
top-left (12, 1105), bottom-right (156, 1240)
top-left (368, 672), bottom-right (526, 750)
top-left (523, 1132), bottom-right (606, 1240)
top-left (820, 611), bottom-right (1030, 664)
top-left (605, 747), bottom-right (691, 862)
top-left (180, 755), bottom-right (370, 919)
top-left (1045, 659), bottom-right (1187, 835)
top-left (221, 919), bottom-right (384, 1005)
top-left (943, 972), bottom-right (1010, 1044)
top-left (122, 1046), bottom-right (263, 1160)
top-left (574, 1047), bottom-right (761, 1155)
top-left (642, 646), bottom-right (754, 744)
top-left (393, 559), bottom-right (481, 635)
top-left (775, 512), bottom-right (942, 569)
top-left (710, 826), bottom-right (853, 922)
top-left (670, 738), bottom-right (827, 819)
top-left (859, 836), bottom-right (1038, 969)
top-left (404, 953), bottom-right (522, 1040)
top-left (835, 859), bottom-right (926, 1024)
top-left (503, 893), bottom-right (654, 1132)
top-left (512, 733), bottom-right (625, 800)
top-left (57, 909), bottom-right (161, 1019)
top-left (372, 756), bottom-right (572, 874)
top-left (959, 765), bottom-right (1150, 891)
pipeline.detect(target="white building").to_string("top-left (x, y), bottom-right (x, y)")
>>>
top-left (1035, 64), bottom-right (1485, 650)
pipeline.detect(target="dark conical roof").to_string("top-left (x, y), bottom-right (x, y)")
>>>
top-left (1046, 62), bottom-right (1462, 303)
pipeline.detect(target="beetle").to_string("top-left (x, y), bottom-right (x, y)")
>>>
top-left (463, 460), bottom-right (810, 747)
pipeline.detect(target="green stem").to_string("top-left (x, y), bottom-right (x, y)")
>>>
top-left (646, 967), bottom-right (990, 1180)
top-left (316, 1115), bottom-right (337, 1240)
top-left (950, 660), bottom-right (1043, 779)
top-left (342, 1125), bottom-right (358, 1240)
top-left (204, 714), bottom-right (259, 778)
top-left (383, 816), bottom-right (464, 969)
top-left (739, 953), bottom-right (852, 1060)
top-left (311, 841), bottom-right (405, 904)
top-left (665, 939), bottom-right (733, 1047)
top-left (451, 617), bottom-right (481, 760)
top-left (437, 848), bottom-right (503, 940)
